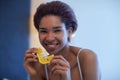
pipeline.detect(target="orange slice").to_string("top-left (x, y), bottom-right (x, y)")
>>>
top-left (37, 48), bottom-right (54, 64)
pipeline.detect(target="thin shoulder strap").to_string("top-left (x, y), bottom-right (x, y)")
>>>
top-left (45, 64), bottom-right (49, 80)
top-left (77, 49), bottom-right (83, 80)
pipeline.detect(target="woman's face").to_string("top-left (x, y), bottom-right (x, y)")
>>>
top-left (39, 15), bottom-right (72, 54)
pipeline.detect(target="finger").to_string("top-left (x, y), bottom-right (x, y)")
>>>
top-left (52, 55), bottom-right (69, 63)
top-left (24, 48), bottom-right (39, 60)
top-left (51, 65), bottom-right (68, 75)
top-left (24, 53), bottom-right (37, 60)
top-left (24, 54), bottom-right (38, 63)
top-left (24, 52), bottom-right (39, 65)
top-left (51, 59), bottom-right (67, 67)
top-left (24, 58), bottom-right (38, 64)
top-left (26, 48), bottom-right (38, 54)
top-left (51, 56), bottom-right (70, 67)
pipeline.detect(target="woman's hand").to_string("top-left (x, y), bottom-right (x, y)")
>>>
top-left (23, 48), bottom-right (41, 79)
top-left (49, 55), bottom-right (71, 80)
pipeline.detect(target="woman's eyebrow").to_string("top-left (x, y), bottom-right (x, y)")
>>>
top-left (39, 26), bottom-right (62, 30)
top-left (53, 26), bottom-right (62, 29)
top-left (39, 28), bottom-right (46, 31)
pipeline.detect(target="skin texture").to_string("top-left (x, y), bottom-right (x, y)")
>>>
top-left (24, 15), bottom-right (100, 80)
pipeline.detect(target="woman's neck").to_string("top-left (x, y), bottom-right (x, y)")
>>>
top-left (55, 44), bottom-right (70, 56)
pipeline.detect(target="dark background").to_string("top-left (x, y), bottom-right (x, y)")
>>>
top-left (0, 0), bottom-right (30, 80)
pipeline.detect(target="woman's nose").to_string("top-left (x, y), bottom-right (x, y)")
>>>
top-left (46, 32), bottom-right (55, 41)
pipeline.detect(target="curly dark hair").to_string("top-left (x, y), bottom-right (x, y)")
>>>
top-left (34, 1), bottom-right (77, 33)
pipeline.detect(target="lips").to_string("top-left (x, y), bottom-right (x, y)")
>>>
top-left (44, 43), bottom-right (59, 52)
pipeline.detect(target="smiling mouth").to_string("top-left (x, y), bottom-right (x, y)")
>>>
top-left (46, 43), bottom-right (58, 48)
top-left (44, 43), bottom-right (59, 50)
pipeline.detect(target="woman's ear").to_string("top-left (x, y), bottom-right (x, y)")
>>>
top-left (68, 27), bottom-right (73, 41)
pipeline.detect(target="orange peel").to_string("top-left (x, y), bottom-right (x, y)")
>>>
top-left (37, 48), bottom-right (54, 64)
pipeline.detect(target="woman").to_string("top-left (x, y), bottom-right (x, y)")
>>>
top-left (24, 1), bottom-right (100, 80)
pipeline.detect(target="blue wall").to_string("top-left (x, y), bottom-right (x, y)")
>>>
top-left (0, 0), bottom-right (30, 80)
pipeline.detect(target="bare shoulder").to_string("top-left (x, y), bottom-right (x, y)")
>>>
top-left (79, 49), bottom-right (100, 80)
top-left (78, 49), bottom-right (99, 72)
top-left (70, 46), bottom-right (98, 63)
top-left (79, 49), bottom-right (97, 61)
top-left (70, 46), bottom-right (97, 59)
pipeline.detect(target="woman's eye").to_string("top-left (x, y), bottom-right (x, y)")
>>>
top-left (54, 29), bottom-right (61, 33)
top-left (39, 30), bottom-right (47, 33)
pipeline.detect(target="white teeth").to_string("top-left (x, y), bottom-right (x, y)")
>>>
top-left (47, 44), bottom-right (56, 47)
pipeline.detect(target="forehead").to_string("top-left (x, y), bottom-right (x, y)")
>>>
top-left (39, 15), bottom-right (63, 27)
top-left (39, 24), bottom-right (66, 30)
top-left (39, 15), bottom-right (66, 30)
